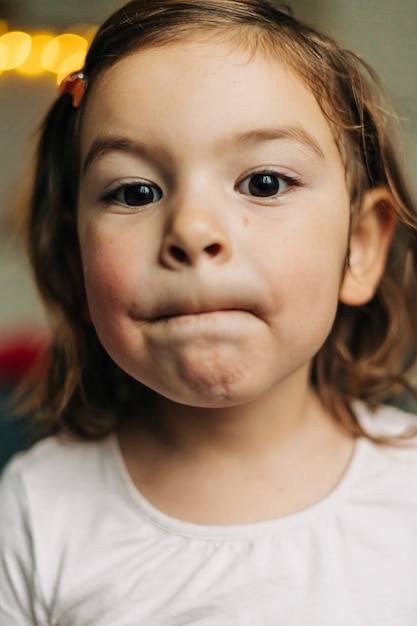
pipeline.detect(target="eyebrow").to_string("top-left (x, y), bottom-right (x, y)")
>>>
top-left (82, 137), bottom-right (161, 176)
top-left (82, 125), bottom-right (325, 176)
top-left (232, 127), bottom-right (325, 161)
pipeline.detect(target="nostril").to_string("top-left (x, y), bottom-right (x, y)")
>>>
top-left (170, 245), bottom-right (189, 263)
top-left (204, 243), bottom-right (221, 257)
top-left (166, 241), bottom-right (224, 266)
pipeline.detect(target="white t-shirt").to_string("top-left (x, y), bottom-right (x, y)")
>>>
top-left (1, 402), bottom-right (417, 625)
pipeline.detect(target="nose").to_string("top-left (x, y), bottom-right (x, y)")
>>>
top-left (159, 200), bottom-right (232, 269)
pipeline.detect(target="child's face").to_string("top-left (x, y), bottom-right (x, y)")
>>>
top-left (77, 40), bottom-right (351, 408)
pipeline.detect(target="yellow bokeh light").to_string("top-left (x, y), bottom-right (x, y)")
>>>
top-left (0, 41), bottom-right (9, 71)
top-left (0, 31), bottom-right (32, 70)
top-left (57, 51), bottom-right (86, 84)
top-left (41, 37), bottom-right (60, 71)
top-left (0, 27), bottom-right (94, 79)
top-left (41, 33), bottom-right (87, 74)
top-left (17, 33), bottom-right (55, 76)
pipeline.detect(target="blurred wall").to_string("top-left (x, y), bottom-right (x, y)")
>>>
top-left (0, 75), bottom-right (53, 333)
top-left (315, 0), bottom-right (417, 186)
top-left (4, 0), bottom-right (122, 27)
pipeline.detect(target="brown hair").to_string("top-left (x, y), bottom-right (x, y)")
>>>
top-left (25, 0), bottom-right (417, 440)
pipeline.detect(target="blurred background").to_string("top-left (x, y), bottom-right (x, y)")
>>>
top-left (0, 0), bottom-right (416, 465)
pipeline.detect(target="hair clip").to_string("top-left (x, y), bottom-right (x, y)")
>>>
top-left (58, 71), bottom-right (87, 108)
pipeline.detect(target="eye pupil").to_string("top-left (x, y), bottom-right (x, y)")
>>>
top-left (124, 184), bottom-right (155, 206)
top-left (249, 174), bottom-right (279, 197)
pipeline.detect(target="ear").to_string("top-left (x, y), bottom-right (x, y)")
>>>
top-left (339, 188), bottom-right (396, 306)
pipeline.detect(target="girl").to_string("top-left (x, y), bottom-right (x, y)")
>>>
top-left (1, 1), bottom-right (417, 623)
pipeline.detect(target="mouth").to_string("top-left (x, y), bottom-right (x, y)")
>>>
top-left (156, 306), bottom-right (243, 319)
top-left (133, 285), bottom-right (266, 325)
top-left (144, 310), bottom-right (262, 342)
top-left (152, 308), bottom-right (255, 326)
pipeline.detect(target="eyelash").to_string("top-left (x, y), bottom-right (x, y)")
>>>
top-left (236, 169), bottom-right (302, 200)
top-left (99, 180), bottom-right (162, 208)
top-left (98, 169), bottom-right (302, 209)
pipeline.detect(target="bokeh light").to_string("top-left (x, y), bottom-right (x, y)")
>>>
top-left (0, 41), bottom-right (8, 74)
top-left (0, 31), bottom-right (32, 70)
top-left (17, 34), bottom-right (54, 76)
top-left (57, 51), bottom-right (86, 84)
top-left (0, 27), bottom-right (92, 79)
top-left (41, 34), bottom-right (88, 74)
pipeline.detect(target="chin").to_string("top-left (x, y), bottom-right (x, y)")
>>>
top-left (151, 364), bottom-right (266, 409)
top-left (157, 387), bottom-right (255, 410)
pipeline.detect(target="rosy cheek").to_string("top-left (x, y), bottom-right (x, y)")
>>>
top-left (83, 243), bottom-right (126, 307)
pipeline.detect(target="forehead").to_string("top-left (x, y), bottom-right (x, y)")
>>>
top-left (80, 40), bottom-right (341, 166)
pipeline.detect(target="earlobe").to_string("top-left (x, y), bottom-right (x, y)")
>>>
top-left (339, 188), bottom-right (396, 306)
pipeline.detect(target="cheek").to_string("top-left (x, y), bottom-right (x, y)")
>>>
top-left (259, 211), bottom-right (350, 317)
top-left (80, 238), bottom-right (149, 367)
top-left (80, 230), bottom-right (142, 322)
top-left (83, 245), bottom-right (121, 303)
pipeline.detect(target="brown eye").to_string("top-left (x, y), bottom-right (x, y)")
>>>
top-left (237, 172), bottom-right (290, 198)
top-left (248, 174), bottom-right (280, 197)
top-left (112, 182), bottom-right (162, 206)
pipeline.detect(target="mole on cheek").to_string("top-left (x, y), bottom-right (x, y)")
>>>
top-left (242, 217), bottom-right (250, 227)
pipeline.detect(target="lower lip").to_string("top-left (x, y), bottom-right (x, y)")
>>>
top-left (157, 310), bottom-right (255, 329)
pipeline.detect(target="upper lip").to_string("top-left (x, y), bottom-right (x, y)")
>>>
top-left (130, 270), bottom-right (268, 321)
top-left (136, 289), bottom-right (264, 322)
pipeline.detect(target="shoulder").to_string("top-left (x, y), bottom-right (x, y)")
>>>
top-left (0, 436), bottom-right (114, 623)
top-left (348, 402), bottom-right (417, 506)
top-left (0, 435), bottom-right (119, 597)
top-left (0, 434), bottom-right (115, 525)
top-left (354, 400), bottom-right (417, 442)
top-left (2, 433), bottom-right (111, 483)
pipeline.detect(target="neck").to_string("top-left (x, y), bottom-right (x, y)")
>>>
top-left (121, 365), bottom-right (332, 463)
top-left (117, 366), bottom-right (355, 525)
